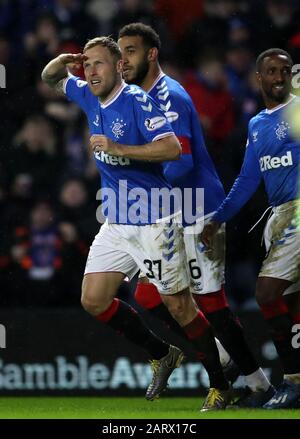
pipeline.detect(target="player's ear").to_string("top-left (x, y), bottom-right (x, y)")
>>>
top-left (256, 71), bottom-right (261, 85)
top-left (148, 47), bottom-right (158, 62)
top-left (116, 59), bottom-right (123, 74)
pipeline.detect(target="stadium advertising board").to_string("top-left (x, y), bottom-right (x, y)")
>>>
top-left (0, 309), bottom-right (281, 395)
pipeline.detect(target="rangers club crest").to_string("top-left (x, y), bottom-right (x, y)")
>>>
top-left (110, 118), bottom-right (126, 139)
top-left (275, 121), bottom-right (290, 140)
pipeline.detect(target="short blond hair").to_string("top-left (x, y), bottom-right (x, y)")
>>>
top-left (83, 36), bottom-right (121, 62)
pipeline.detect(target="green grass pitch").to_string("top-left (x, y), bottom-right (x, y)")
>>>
top-left (0, 397), bottom-right (299, 419)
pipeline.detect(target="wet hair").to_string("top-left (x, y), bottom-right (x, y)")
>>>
top-left (83, 36), bottom-right (121, 61)
top-left (256, 48), bottom-right (293, 72)
top-left (118, 23), bottom-right (161, 50)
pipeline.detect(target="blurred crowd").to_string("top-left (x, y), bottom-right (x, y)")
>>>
top-left (1, 0), bottom-right (300, 308)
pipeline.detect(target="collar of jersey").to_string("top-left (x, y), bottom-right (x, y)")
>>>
top-left (265, 94), bottom-right (296, 114)
top-left (147, 71), bottom-right (166, 94)
top-left (99, 81), bottom-right (127, 108)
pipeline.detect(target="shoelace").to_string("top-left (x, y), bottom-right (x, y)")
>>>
top-left (150, 359), bottom-right (160, 375)
top-left (147, 361), bottom-right (160, 394)
top-left (204, 388), bottom-right (224, 408)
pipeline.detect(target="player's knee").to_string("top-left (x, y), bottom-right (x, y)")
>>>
top-left (81, 284), bottom-right (112, 316)
top-left (166, 304), bottom-right (185, 321)
top-left (81, 295), bottom-right (111, 316)
top-left (256, 277), bottom-right (271, 305)
top-left (81, 277), bottom-right (106, 315)
top-left (255, 284), bottom-right (274, 305)
top-left (255, 289), bottom-right (284, 306)
top-left (256, 277), bottom-right (287, 305)
top-left (81, 295), bottom-right (91, 314)
top-left (161, 296), bottom-right (186, 321)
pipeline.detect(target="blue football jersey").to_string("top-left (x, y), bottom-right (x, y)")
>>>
top-left (214, 95), bottom-right (300, 223)
top-left (148, 73), bottom-right (225, 224)
top-left (64, 76), bottom-right (176, 224)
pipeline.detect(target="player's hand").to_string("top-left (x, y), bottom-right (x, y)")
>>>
top-left (90, 135), bottom-right (119, 156)
top-left (200, 220), bottom-right (220, 248)
top-left (58, 53), bottom-right (87, 70)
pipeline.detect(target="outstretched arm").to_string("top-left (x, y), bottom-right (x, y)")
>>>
top-left (41, 53), bottom-right (86, 93)
top-left (201, 140), bottom-right (262, 248)
top-left (212, 142), bottom-right (262, 224)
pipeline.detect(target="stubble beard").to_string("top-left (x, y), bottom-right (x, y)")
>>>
top-left (125, 58), bottom-right (149, 86)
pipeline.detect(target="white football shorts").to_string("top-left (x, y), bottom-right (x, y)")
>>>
top-left (183, 221), bottom-right (225, 294)
top-left (260, 199), bottom-right (300, 295)
top-left (139, 217), bottom-right (225, 295)
top-left (84, 220), bottom-right (189, 295)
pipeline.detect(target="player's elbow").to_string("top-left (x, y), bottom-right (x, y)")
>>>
top-left (168, 136), bottom-right (182, 161)
top-left (41, 66), bottom-right (49, 82)
top-left (41, 69), bottom-right (45, 82)
top-left (41, 67), bottom-right (58, 88)
top-left (41, 68), bottom-right (52, 86)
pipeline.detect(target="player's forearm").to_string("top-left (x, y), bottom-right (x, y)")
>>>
top-left (213, 175), bottom-right (260, 223)
top-left (116, 135), bottom-right (181, 162)
top-left (213, 137), bottom-right (262, 223)
top-left (41, 56), bottom-right (68, 87)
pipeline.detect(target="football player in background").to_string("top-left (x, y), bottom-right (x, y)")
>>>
top-left (118, 23), bottom-right (273, 409)
top-left (202, 48), bottom-right (300, 409)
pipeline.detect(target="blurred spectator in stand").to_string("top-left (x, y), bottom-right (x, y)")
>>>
top-left (160, 59), bottom-right (183, 84)
top-left (39, 0), bottom-right (98, 46)
top-left (183, 56), bottom-right (235, 165)
top-left (254, 0), bottom-right (300, 52)
top-left (0, 35), bottom-right (30, 148)
top-left (154, 0), bottom-right (204, 43)
top-left (4, 174), bottom-right (34, 231)
top-left (18, 69), bottom-right (82, 134)
top-left (57, 177), bottom-right (132, 304)
top-left (24, 13), bottom-right (61, 71)
top-left (83, 125), bottom-right (101, 194)
top-left (7, 115), bottom-right (64, 201)
top-left (24, 10), bottom-right (87, 76)
top-left (238, 66), bottom-right (264, 126)
top-left (109, 0), bottom-right (172, 59)
top-left (87, 0), bottom-right (118, 35)
top-left (9, 201), bottom-right (87, 307)
top-left (0, 0), bottom-right (38, 52)
top-left (180, 0), bottom-right (247, 68)
top-left (58, 178), bottom-right (98, 245)
top-left (288, 31), bottom-right (300, 71)
top-left (228, 16), bottom-right (252, 47)
top-left (224, 43), bottom-right (254, 114)
top-left (21, 14), bottom-right (70, 120)
top-left (0, 172), bottom-right (11, 305)
top-left (9, 201), bottom-right (60, 306)
top-left (60, 121), bottom-right (93, 181)
top-left (110, 0), bottom-right (152, 36)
